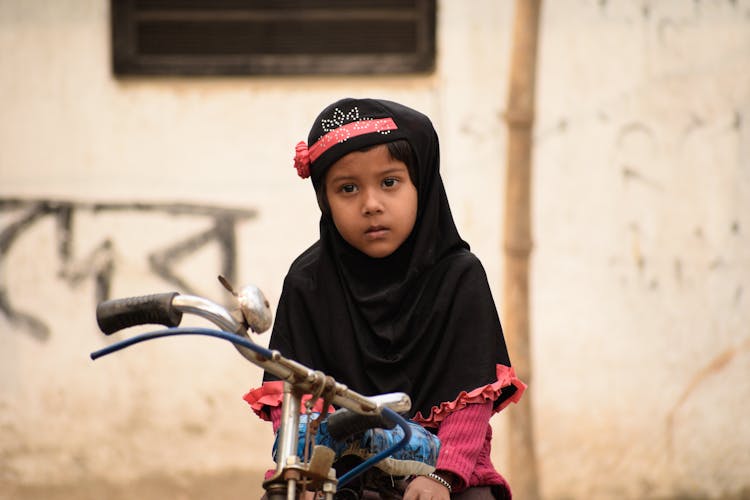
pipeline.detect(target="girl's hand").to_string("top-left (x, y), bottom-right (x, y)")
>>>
top-left (404, 475), bottom-right (451, 500)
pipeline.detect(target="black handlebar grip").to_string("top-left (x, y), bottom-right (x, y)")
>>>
top-left (96, 292), bottom-right (183, 335)
top-left (326, 408), bottom-right (397, 441)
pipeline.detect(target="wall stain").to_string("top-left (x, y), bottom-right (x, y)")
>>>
top-left (665, 337), bottom-right (750, 459)
top-left (681, 113), bottom-right (705, 140)
top-left (731, 110), bottom-right (742, 130)
top-left (673, 258), bottom-right (683, 284)
top-left (621, 165), bottom-right (664, 190)
top-left (616, 121), bottom-right (655, 148)
top-left (0, 198), bottom-right (257, 341)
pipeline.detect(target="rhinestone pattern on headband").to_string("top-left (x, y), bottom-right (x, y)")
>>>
top-left (308, 117), bottom-right (397, 163)
top-left (321, 107), bottom-right (362, 134)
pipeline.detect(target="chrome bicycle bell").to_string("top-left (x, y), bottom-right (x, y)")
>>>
top-left (219, 276), bottom-right (273, 333)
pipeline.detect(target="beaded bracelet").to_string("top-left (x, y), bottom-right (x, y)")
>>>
top-left (426, 472), bottom-right (453, 493)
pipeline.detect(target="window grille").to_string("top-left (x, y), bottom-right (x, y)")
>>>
top-left (112, 0), bottom-right (436, 76)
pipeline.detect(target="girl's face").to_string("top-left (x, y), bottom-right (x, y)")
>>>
top-left (325, 144), bottom-right (418, 258)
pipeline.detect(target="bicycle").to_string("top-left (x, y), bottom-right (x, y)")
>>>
top-left (90, 277), bottom-right (417, 500)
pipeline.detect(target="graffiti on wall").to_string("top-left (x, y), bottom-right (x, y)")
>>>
top-left (0, 198), bottom-right (257, 342)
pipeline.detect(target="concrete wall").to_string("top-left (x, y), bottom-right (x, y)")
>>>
top-left (532, 2), bottom-right (749, 498)
top-left (1, 1), bottom-right (748, 499)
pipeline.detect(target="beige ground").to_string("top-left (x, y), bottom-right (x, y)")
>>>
top-left (4, 475), bottom-right (750, 500)
top-left (1, 469), bottom-right (266, 500)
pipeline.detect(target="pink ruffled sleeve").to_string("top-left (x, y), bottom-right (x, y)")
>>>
top-left (243, 381), bottom-right (284, 421)
top-left (243, 380), bottom-right (335, 427)
top-left (413, 364), bottom-right (526, 426)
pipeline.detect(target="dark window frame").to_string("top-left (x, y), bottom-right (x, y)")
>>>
top-left (111, 0), bottom-right (436, 76)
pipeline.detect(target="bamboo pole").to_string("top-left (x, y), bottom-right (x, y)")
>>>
top-left (503, 0), bottom-right (542, 499)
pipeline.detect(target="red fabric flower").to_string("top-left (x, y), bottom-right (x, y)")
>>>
top-left (293, 141), bottom-right (311, 179)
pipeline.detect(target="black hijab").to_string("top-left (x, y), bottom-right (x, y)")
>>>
top-left (264, 98), bottom-right (515, 421)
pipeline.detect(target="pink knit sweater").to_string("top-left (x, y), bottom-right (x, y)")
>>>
top-left (434, 400), bottom-right (510, 494)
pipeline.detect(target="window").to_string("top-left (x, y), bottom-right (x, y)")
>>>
top-left (112, 0), bottom-right (436, 76)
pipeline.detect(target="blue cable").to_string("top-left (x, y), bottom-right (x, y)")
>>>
top-left (90, 327), bottom-right (275, 360)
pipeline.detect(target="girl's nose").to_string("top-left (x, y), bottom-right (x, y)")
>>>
top-left (361, 189), bottom-right (384, 215)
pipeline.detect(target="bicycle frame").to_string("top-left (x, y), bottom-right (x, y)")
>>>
top-left (91, 285), bottom-right (412, 500)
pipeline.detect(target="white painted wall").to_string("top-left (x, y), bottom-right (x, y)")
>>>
top-left (532, 2), bottom-right (750, 498)
top-left (1, 1), bottom-right (748, 499)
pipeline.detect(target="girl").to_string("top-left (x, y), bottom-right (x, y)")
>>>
top-left (245, 98), bottom-right (525, 500)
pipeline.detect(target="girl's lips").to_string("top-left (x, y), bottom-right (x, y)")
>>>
top-left (365, 226), bottom-right (389, 239)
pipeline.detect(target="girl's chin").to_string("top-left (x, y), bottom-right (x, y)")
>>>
top-left (358, 243), bottom-right (398, 259)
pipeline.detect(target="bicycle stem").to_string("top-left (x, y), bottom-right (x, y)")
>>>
top-left (276, 382), bottom-right (302, 475)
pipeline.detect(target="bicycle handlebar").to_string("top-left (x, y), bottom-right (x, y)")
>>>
top-left (93, 291), bottom-right (411, 416)
top-left (326, 406), bottom-right (396, 441)
top-left (91, 285), bottom-right (415, 493)
top-left (97, 292), bottom-right (183, 335)
top-left (97, 293), bottom-right (244, 335)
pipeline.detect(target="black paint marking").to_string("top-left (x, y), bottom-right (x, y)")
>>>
top-left (0, 198), bottom-right (257, 341)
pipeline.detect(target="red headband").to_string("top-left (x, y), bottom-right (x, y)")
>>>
top-left (293, 118), bottom-right (398, 179)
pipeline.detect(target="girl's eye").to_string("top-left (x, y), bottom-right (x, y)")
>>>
top-left (382, 177), bottom-right (399, 188)
top-left (340, 184), bottom-right (357, 193)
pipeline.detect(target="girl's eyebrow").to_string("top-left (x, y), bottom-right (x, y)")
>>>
top-left (327, 173), bottom-right (356, 185)
top-left (327, 163), bottom-right (409, 185)
top-left (380, 166), bottom-right (409, 176)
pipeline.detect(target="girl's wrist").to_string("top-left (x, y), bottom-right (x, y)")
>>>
top-left (425, 471), bottom-right (454, 493)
